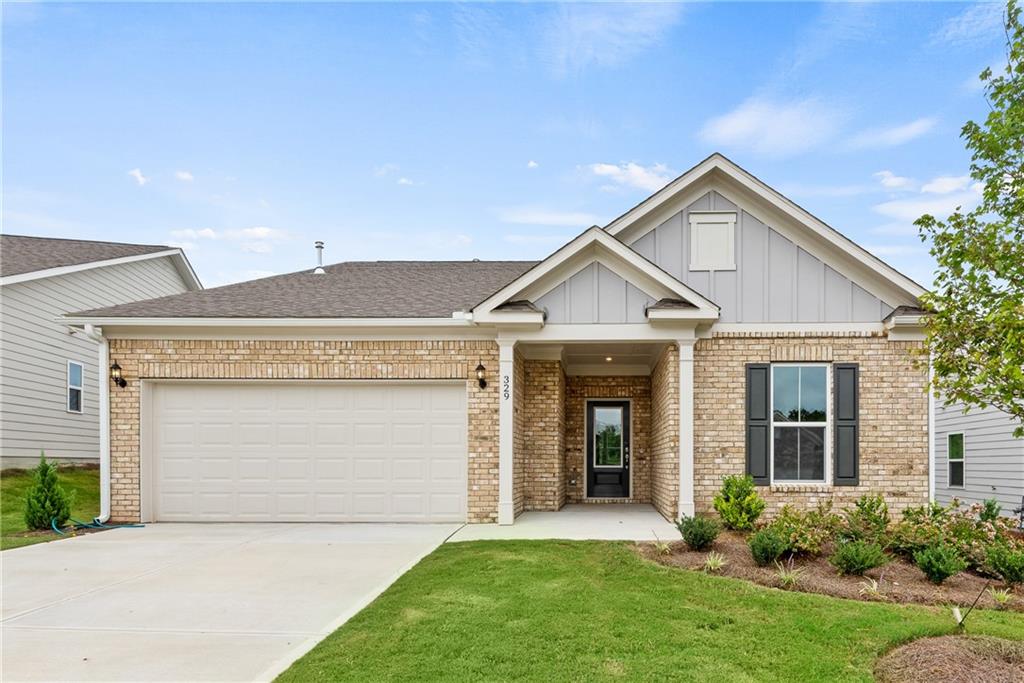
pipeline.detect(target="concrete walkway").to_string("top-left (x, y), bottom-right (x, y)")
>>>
top-left (1, 523), bottom-right (458, 682)
top-left (448, 503), bottom-right (677, 542)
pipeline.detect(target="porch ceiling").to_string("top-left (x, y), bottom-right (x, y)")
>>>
top-left (521, 341), bottom-right (668, 376)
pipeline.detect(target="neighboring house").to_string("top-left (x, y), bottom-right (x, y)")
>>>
top-left (0, 235), bottom-right (201, 468)
top-left (65, 154), bottom-right (931, 526)
top-left (934, 399), bottom-right (1024, 517)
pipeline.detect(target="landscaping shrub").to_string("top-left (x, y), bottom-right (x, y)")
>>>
top-left (23, 453), bottom-right (73, 530)
top-left (829, 540), bottom-right (888, 576)
top-left (712, 475), bottom-right (765, 531)
top-left (987, 544), bottom-right (1024, 585)
top-left (840, 494), bottom-right (890, 544)
top-left (749, 528), bottom-right (789, 567)
top-left (676, 514), bottom-right (720, 551)
top-left (914, 544), bottom-right (967, 585)
top-left (980, 498), bottom-right (1002, 523)
top-left (890, 500), bottom-right (1022, 571)
top-left (769, 502), bottom-right (840, 556)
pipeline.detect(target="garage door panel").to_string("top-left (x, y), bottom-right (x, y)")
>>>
top-left (152, 383), bottom-right (467, 522)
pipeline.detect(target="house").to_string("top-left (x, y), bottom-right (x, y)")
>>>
top-left (934, 399), bottom-right (1024, 517)
top-left (64, 154), bottom-right (931, 526)
top-left (0, 235), bottom-right (201, 468)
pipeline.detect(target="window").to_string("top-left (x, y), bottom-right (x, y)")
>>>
top-left (947, 433), bottom-right (964, 488)
top-left (67, 361), bottom-right (83, 413)
top-left (771, 364), bottom-right (828, 483)
top-left (689, 211), bottom-right (736, 271)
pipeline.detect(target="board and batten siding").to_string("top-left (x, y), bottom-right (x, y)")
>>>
top-left (626, 191), bottom-right (897, 323)
top-left (0, 256), bottom-right (191, 464)
top-left (534, 263), bottom-right (656, 324)
top-left (934, 399), bottom-right (1024, 516)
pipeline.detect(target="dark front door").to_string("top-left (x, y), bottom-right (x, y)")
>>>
top-left (586, 400), bottom-right (630, 498)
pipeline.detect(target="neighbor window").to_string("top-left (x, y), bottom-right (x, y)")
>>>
top-left (689, 211), bottom-right (736, 271)
top-left (771, 364), bottom-right (828, 483)
top-left (947, 433), bottom-right (965, 488)
top-left (67, 361), bottom-right (83, 413)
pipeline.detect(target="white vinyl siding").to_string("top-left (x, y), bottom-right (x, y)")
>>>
top-left (0, 256), bottom-right (191, 462)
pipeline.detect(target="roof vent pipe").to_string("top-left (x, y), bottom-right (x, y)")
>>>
top-left (313, 241), bottom-right (325, 274)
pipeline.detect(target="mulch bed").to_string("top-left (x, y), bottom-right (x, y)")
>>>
top-left (6, 526), bottom-right (108, 543)
top-left (874, 635), bottom-right (1024, 683)
top-left (636, 531), bottom-right (1023, 612)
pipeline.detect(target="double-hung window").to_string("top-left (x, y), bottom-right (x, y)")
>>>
top-left (67, 361), bottom-right (84, 413)
top-left (947, 433), bottom-right (965, 488)
top-left (771, 364), bottom-right (828, 483)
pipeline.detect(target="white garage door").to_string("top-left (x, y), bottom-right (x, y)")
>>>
top-left (149, 382), bottom-right (467, 522)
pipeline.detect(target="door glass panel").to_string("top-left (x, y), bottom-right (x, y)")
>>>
top-left (593, 407), bottom-right (623, 467)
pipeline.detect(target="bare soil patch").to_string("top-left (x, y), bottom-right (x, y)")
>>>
top-left (637, 531), bottom-right (1023, 612)
top-left (874, 635), bottom-right (1024, 683)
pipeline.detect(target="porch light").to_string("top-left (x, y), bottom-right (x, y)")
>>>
top-left (475, 362), bottom-right (487, 389)
top-left (110, 362), bottom-right (127, 388)
top-left (605, 356), bottom-right (613, 362)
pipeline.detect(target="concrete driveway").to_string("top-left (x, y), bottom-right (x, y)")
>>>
top-left (1, 523), bottom-right (459, 682)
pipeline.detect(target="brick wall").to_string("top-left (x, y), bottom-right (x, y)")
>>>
top-left (693, 333), bottom-right (929, 517)
top-left (563, 375), bottom-right (652, 504)
top-left (522, 359), bottom-right (565, 511)
top-left (106, 339), bottom-right (499, 523)
top-left (650, 345), bottom-right (680, 520)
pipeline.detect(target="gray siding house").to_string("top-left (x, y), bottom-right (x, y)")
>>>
top-left (0, 235), bottom-right (201, 467)
top-left (934, 399), bottom-right (1024, 517)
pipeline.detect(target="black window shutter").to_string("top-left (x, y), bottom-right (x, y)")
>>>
top-left (745, 363), bottom-right (770, 485)
top-left (833, 363), bottom-right (859, 486)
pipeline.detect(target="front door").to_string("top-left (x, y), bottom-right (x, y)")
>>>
top-left (586, 400), bottom-right (630, 498)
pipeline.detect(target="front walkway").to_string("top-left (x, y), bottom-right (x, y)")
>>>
top-left (448, 504), bottom-right (677, 542)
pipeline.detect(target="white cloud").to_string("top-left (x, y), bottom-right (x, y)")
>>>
top-left (847, 117), bottom-right (937, 149)
top-left (921, 175), bottom-right (971, 194)
top-left (175, 170), bottom-right (194, 182)
top-left (170, 228), bottom-right (217, 240)
top-left (586, 162), bottom-right (673, 192)
top-left (497, 207), bottom-right (599, 227)
top-left (373, 163), bottom-right (400, 177)
top-left (127, 168), bottom-right (148, 186)
top-left (397, 177), bottom-right (416, 186)
top-left (527, 160), bottom-right (539, 169)
top-left (874, 170), bottom-right (917, 190)
top-left (504, 233), bottom-right (573, 246)
top-left (874, 189), bottom-right (982, 222)
top-left (699, 97), bottom-right (843, 157)
top-left (931, 3), bottom-right (1004, 47)
top-left (224, 226), bottom-right (287, 241)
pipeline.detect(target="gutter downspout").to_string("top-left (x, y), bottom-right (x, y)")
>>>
top-left (83, 324), bottom-right (111, 523)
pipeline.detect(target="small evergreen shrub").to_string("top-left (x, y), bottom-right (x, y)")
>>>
top-left (676, 514), bottom-right (720, 551)
top-left (749, 528), bottom-right (789, 567)
top-left (980, 498), bottom-right (1002, 523)
top-left (712, 475), bottom-right (765, 531)
top-left (829, 540), bottom-right (888, 576)
top-left (987, 545), bottom-right (1024, 585)
top-left (770, 502), bottom-right (840, 556)
top-left (914, 544), bottom-right (967, 584)
top-left (841, 494), bottom-right (890, 544)
top-left (23, 453), bottom-right (73, 530)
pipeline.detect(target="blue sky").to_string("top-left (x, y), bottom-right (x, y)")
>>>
top-left (2, 2), bottom-right (1008, 287)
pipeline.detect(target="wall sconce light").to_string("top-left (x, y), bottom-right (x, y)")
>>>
top-left (475, 362), bottom-right (487, 389)
top-left (110, 362), bottom-right (127, 388)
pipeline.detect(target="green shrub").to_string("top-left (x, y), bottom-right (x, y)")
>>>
top-left (749, 528), bottom-right (789, 567)
top-left (676, 514), bottom-right (720, 551)
top-left (712, 475), bottom-right (766, 531)
top-left (829, 540), bottom-right (888, 576)
top-left (914, 544), bottom-right (967, 584)
top-left (769, 502), bottom-right (840, 556)
top-left (841, 494), bottom-right (890, 544)
top-left (890, 500), bottom-right (1020, 570)
top-left (980, 498), bottom-right (1002, 523)
top-left (987, 544), bottom-right (1024, 585)
top-left (23, 453), bottom-right (73, 530)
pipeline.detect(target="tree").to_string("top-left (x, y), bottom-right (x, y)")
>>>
top-left (24, 453), bottom-right (73, 530)
top-left (916, 0), bottom-right (1024, 436)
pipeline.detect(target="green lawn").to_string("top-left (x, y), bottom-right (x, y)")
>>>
top-left (279, 540), bottom-right (1024, 683)
top-left (1, 465), bottom-right (101, 550)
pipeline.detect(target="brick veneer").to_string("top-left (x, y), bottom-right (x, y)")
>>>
top-left (563, 375), bottom-right (652, 504)
top-left (522, 360), bottom-right (566, 511)
top-left (106, 339), bottom-right (499, 523)
top-left (650, 345), bottom-right (680, 520)
top-left (693, 333), bottom-right (929, 517)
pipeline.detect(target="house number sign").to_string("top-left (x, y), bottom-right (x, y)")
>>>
top-left (502, 374), bottom-right (510, 401)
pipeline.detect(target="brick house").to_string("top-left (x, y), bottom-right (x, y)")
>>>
top-left (65, 154), bottom-right (931, 526)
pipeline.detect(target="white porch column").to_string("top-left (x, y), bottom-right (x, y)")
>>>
top-left (498, 340), bottom-right (516, 525)
top-left (677, 339), bottom-right (696, 518)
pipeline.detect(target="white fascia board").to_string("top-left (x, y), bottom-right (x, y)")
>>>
top-left (483, 311), bottom-right (545, 327)
top-left (884, 315), bottom-right (928, 341)
top-left (646, 308), bottom-right (719, 322)
top-left (707, 322), bottom-right (887, 335)
top-left (0, 249), bottom-right (201, 289)
top-left (500, 323), bottom-right (700, 343)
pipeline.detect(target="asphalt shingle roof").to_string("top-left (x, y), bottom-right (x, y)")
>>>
top-left (70, 260), bottom-right (538, 319)
top-left (1, 234), bottom-right (173, 278)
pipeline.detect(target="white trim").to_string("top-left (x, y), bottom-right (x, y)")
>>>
top-left (678, 340), bottom-right (695, 518)
top-left (1, 249), bottom-right (202, 290)
top-left (498, 340), bottom-right (516, 525)
top-left (706, 322), bottom-right (887, 335)
top-left (500, 323), bottom-right (701, 344)
top-left (928, 355), bottom-right (935, 502)
top-left (946, 431), bottom-right (965, 489)
top-left (688, 211), bottom-right (737, 271)
top-left (885, 314), bottom-right (928, 341)
top-left (82, 324), bottom-right (110, 523)
top-left (66, 360), bottom-right (84, 414)
top-left (584, 398), bottom-right (634, 500)
top-left (769, 363), bottom-right (831, 485)
top-left (565, 363), bottom-right (650, 377)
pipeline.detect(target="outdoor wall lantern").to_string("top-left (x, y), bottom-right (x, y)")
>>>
top-left (475, 362), bottom-right (487, 389)
top-left (110, 362), bottom-right (127, 388)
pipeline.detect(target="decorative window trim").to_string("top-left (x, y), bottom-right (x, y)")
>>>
top-left (769, 362), bottom-right (831, 485)
top-left (67, 360), bottom-right (84, 414)
top-left (947, 432), bottom-right (965, 489)
top-left (688, 211), bottom-right (737, 271)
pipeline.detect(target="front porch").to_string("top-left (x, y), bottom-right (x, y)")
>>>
top-left (450, 503), bottom-right (677, 541)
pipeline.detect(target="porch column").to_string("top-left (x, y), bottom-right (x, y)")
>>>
top-left (498, 339), bottom-right (516, 525)
top-left (677, 339), bottom-right (696, 518)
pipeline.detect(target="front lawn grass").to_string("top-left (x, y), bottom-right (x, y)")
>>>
top-left (1, 465), bottom-right (100, 550)
top-left (279, 540), bottom-right (1024, 682)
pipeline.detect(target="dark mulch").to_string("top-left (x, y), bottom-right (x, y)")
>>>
top-left (637, 531), bottom-right (1022, 612)
top-left (875, 635), bottom-right (1024, 683)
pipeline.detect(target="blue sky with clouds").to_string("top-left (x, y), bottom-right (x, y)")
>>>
top-left (2, 2), bottom-right (1008, 287)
